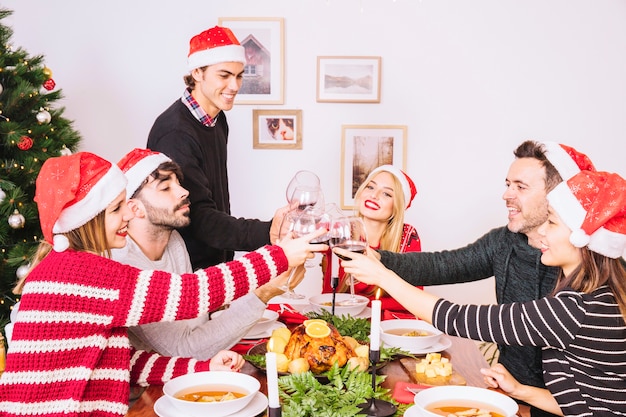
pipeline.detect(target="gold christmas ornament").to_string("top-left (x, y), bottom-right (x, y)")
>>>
top-left (42, 66), bottom-right (53, 79)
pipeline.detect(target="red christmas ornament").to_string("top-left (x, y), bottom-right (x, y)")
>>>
top-left (43, 79), bottom-right (56, 91)
top-left (17, 136), bottom-right (33, 150)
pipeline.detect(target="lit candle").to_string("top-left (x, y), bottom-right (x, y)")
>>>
top-left (370, 298), bottom-right (381, 351)
top-left (265, 351), bottom-right (280, 408)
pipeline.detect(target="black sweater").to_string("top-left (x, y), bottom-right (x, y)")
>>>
top-left (147, 99), bottom-right (271, 268)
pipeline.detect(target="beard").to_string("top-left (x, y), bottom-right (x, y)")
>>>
top-left (143, 198), bottom-right (191, 229)
top-left (508, 200), bottom-right (548, 235)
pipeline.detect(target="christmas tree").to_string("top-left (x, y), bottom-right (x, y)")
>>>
top-left (0, 8), bottom-right (81, 334)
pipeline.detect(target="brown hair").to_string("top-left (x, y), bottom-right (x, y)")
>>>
top-left (131, 161), bottom-right (184, 199)
top-left (183, 67), bottom-right (207, 89)
top-left (13, 211), bottom-right (110, 294)
top-left (513, 140), bottom-right (563, 192)
top-left (552, 248), bottom-right (626, 320)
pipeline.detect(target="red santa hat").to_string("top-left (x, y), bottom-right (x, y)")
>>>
top-left (365, 165), bottom-right (418, 209)
top-left (117, 148), bottom-right (171, 198)
top-left (543, 141), bottom-right (596, 180)
top-left (547, 170), bottom-right (626, 259)
top-left (34, 152), bottom-right (127, 252)
top-left (187, 26), bottom-right (246, 71)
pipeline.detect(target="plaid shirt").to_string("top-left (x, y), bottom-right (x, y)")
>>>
top-left (181, 88), bottom-right (218, 127)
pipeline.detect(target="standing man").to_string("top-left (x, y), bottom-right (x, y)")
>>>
top-left (112, 148), bottom-right (305, 361)
top-left (147, 26), bottom-right (281, 269)
top-left (375, 140), bottom-right (596, 417)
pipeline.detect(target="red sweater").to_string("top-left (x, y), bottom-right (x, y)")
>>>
top-left (0, 245), bottom-right (287, 417)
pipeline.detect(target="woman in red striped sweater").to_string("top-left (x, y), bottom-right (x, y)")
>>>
top-left (0, 152), bottom-right (326, 417)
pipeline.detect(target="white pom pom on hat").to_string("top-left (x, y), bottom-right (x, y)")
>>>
top-left (547, 170), bottom-right (626, 259)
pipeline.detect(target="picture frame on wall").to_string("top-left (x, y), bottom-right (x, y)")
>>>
top-left (253, 109), bottom-right (302, 149)
top-left (316, 56), bottom-right (381, 103)
top-left (218, 17), bottom-right (284, 104)
top-left (341, 124), bottom-right (407, 209)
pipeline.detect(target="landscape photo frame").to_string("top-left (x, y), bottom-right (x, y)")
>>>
top-left (316, 56), bottom-right (381, 103)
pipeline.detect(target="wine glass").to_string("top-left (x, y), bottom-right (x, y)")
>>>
top-left (277, 210), bottom-right (308, 299)
top-left (285, 170), bottom-right (320, 203)
top-left (329, 216), bottom-right (368, 305)
top-left (289, 184), bottom-right (325, 213)
top-left (296, 206), bottom-right (331, 268)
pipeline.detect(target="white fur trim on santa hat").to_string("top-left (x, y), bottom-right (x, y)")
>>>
top-left (588, 226), bottom-right (626, 259)
top-left (546, 180), bottom-right (589, 248)
top-left (188, 44), bottom-right (246, 71)
top-left (52, 164), bottom-right (127, 236)
top-left (124, 153), bottom-right (171, 198)
top-left (367, 165), bottom-right (412, 209)
top-left (543, 141), bottom-right (583, 181)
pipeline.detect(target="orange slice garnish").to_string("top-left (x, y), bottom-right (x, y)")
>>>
top-left (305, 322), bottom-right (331, 338)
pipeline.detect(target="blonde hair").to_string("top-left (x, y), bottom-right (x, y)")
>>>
top-left (13, 211), bottom-right (111, 295)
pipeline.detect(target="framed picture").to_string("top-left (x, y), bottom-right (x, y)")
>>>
top-left (218, 17), bottom-right (284, 104)
top-left (316, 56), bottom-right (381, 103)
top-left (253, 109), bottom-right (302, 149)
top-left (341, 125), bottom-right (407, 209)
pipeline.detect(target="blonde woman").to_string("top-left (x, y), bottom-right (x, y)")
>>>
top-left (323, 165), bottom-right (421, 318)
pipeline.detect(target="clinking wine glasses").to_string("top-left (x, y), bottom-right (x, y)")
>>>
top-left (329, 216), bottom-right (368, 305)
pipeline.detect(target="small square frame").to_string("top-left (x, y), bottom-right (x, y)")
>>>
top-left (253, 109), bottom-right (302, 149)
top-left (218, 17), bottom-right (284, 104)
top-left (341, 124), bottom-right (407, 209)
top-left (316, 56), bottom-right (381, 103)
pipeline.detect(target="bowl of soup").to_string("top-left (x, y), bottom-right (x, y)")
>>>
top-left (413, 385), bottom-right (519, 417)
top-left (163, 371), bottom-right (260, 417)
top-left (309, 293), bottom-right (369, 317)
top-left (380, 319), bottom-right (443, 350)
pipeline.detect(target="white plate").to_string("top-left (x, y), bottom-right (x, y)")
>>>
top-left (295, 304), bottom-right (372, 319)
top-left (242, 321), bottom-right (287, 340)
top-left (403, 404), bottom-right (420, 417)
top-left (154, 391), bottom-right (268, 417)
top-left (385, 335), bottom-right (453, 355)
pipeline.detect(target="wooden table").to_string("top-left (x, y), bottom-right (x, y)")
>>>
top-left (125, 335), bottom-right (512, 417)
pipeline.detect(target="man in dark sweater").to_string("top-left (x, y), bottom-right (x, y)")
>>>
top-left (378, 140), bottom-right (596, 417)
top-left (147, 26), bottom-right (283, 268)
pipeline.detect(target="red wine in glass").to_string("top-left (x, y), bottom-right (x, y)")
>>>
top-left (331, 241), bottom-right (367, 260)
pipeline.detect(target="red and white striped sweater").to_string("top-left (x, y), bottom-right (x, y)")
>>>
top-left (0, 245), bottom-right (287, 417)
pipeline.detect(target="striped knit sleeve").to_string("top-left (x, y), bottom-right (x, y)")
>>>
top-left (119, 244), bottom-right (288, 327)
top-left (432, 290), bottom-right (588, 349)
top-left (129, 348), bottom-right (211, 387)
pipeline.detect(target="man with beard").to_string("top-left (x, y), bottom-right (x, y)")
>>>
top-left (375, 140), bottom-right (596, 417)
top-left (112, 148), bottom-right (303, 361)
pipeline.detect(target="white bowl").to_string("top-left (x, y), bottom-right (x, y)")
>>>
top-left (309, 293), bottom-right (369, 316)
top-left (413, 385), bottom-right (519, 417)
top-left (380, 319), bottom-right (443, 350)
top-left (163, 371), bottom-right (260, 417)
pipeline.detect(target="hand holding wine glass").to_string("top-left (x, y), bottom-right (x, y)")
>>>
top-left (329, 216), bottom-right (368, 305)
top-left (276, 216), bottom-right (329, 299)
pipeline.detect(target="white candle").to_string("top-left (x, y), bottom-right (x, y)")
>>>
top-left (370, 299), bottom-right (381, 351)
top-left (265, 352), bottom-right (280, 408)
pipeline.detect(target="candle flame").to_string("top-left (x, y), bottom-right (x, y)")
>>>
top-left (375, 287), bottom-right (382, 300)
top-left (267, 337), bottom-right (274, 352)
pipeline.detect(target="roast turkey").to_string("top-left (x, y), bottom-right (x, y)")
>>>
top-left (284, 323), bottom-right (356, 373)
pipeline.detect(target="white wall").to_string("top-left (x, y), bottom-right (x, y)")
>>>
top-left (4, 0), bottom-right (626, 305)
